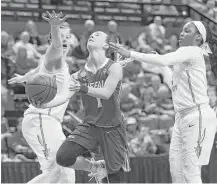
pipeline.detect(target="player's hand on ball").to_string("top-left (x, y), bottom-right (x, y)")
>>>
top-left (28, 98), bottom-right (46, 109)
top-left (69, 78), bottom-right (81, 92)
top-left (42, 10), bottom-right (68, 26)
top-left (109, 42), bottom-right (131, 58)
top-left (8, 74), bottom-right (26, 85)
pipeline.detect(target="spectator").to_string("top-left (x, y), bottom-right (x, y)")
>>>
top-left (7, 117), bottom-right (37, 161)
top-left (1, 84), bottom-right (8, 117)
top-left (126, 117), bottom-right (139, 142)
top-left (137, 26), bottom-right (153, 50)
top-left (208, 86), bottom-right (217, 109)
top-left (25, 20), bottom-right (42, 46)
top-left (129, 125), bottom-right (157, 157)
top-left (149, 16), bottom-right (166, 40)
top-left (1, 31), bottom-right (14, 56)
top-left (1, 117), bottom-right (12, 154)
top-left (107, 20), bottom-right (125, 44)
top-left (205, 0), bottom-right (216, 20)
top-left (13, 31), bottom-right (41, 59)
top-left (15, 45), bottom-right (38, 75)
top-left (13, 31), bottom-right (40, 74)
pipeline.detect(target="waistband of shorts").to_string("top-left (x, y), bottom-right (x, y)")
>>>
top-left (24, 112), bottom-right (61, 122)
top-left (176, 103), bottom-right (209, 116)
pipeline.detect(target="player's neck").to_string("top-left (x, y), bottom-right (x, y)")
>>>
top-left (88, 50), bottom-right (107, 70)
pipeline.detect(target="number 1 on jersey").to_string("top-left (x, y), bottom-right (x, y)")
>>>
top-left (96, 98), bottom-right (102, 108)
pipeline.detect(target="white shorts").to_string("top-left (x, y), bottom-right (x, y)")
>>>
top-left (22, 113), bottom-right (75, 183)
top-left (170, 104), bottom-right (217, 166)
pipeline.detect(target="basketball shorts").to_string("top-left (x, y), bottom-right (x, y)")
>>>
top-left (170, 103), bottom-right (217, 166)
top-left (67, 122), bottom-right (130, 174)
top-left (22, 113), bottom-right (75, 182)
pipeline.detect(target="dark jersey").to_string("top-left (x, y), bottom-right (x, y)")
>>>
top-left (77, 60), bottom-right (124, 127)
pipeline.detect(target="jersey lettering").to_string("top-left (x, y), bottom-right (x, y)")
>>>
top-left (85, 80), bottom-right (104, 88)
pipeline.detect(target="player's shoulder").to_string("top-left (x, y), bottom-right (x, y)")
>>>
top-left (177, 46), bottom-right (201, 54)
top-left (108, 61), bottom-right (122, 71)
top-left (176, 46), bottom-right (202, 61)
top-left (108, 59), bottom-right (122, 67)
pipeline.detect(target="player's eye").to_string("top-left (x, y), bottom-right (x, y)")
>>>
top-left (185, 28), bottom-right (190, 33)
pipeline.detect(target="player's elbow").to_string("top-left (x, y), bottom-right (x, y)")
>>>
top-left (101, 90), bottom-right (112, 100)
top-left (101, 94), bottom-right (111, 100)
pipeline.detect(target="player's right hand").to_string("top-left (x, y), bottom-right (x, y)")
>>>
top-left (8, 74), bottom-right (26, 85)
top-left (109, 42), bottom-right (131, 58)
top-left (42, 10), bottom-right (68, 26)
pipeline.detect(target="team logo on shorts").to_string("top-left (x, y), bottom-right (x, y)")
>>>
top-left (194, 128), bottom-right (206, 158)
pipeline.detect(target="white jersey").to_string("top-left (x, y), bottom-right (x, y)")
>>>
top-left (24, 57), bottom-right (71, 122)
top-left (169, 46), bottom-right (209, 112)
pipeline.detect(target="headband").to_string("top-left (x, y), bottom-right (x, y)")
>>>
top-left (191, 21), bottom-right (212, 55)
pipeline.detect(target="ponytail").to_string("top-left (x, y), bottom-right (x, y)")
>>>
top-left (201, 22), bottom-right (217, 79)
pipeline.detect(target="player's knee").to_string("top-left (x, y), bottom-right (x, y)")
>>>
top-left (56, 141), bottom-right (78, 167)
top-left (183, 168), bottom-right (202, 183)
top-left (56, 148), bottom-right (77, 167)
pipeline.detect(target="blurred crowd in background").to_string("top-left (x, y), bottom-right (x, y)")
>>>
top-left (1, 0), bottom-right (217, 163)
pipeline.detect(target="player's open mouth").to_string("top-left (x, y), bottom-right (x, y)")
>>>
top-left (63, 44), bottom-right (67, 48)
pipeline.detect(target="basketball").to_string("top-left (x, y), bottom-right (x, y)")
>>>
top-left (25, 73), bottom-right (57, 105)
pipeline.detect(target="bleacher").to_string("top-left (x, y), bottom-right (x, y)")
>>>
top-left (2, 0), bottom-right (217, 39)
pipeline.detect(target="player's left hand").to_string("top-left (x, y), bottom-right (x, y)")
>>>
top-left (69, 78), bottom-right (81, 92)
top-left (109, 42), bottom-right (131, 58)
top-left (8, 74), bottom-right (26, 85)
top-left (42, 10), bottom-right (68, 26)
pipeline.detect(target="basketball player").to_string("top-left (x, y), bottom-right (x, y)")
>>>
top-left (8, 11), bottom-right (75, 183)
top-left (39, 31), bottom-right (130, 183)
top-left (109, 21), bottom-right (217, 183)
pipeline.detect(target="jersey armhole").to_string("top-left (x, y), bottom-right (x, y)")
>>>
top-left (107, 62), bottom-right (123, 82)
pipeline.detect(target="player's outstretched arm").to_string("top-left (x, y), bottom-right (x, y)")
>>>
top-left (8, 66), bottom-right (40, 85)
top-left (41, 91), bottom-right (76, 108)
top-left (37, 73), bottom-right (79, 108)
top-left (69, 63), bottom-right (123, 100)
top-left (42, 11), bottom-right (68, 69)
top-left (109, 42), bottom-right (193, 66)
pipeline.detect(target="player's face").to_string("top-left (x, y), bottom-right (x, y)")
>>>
top-left (60, 28), bottom-right (70, 53)
top-left (87, 31), bottom-right (108, 50)
top-left (179, 22), bottom-right (200, 47)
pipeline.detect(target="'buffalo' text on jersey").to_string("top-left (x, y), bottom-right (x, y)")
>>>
top-left (78, 60), bottom-right (123, 127)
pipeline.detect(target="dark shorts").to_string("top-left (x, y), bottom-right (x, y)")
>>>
top-left (67, 122), bottom-right (129, 174)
